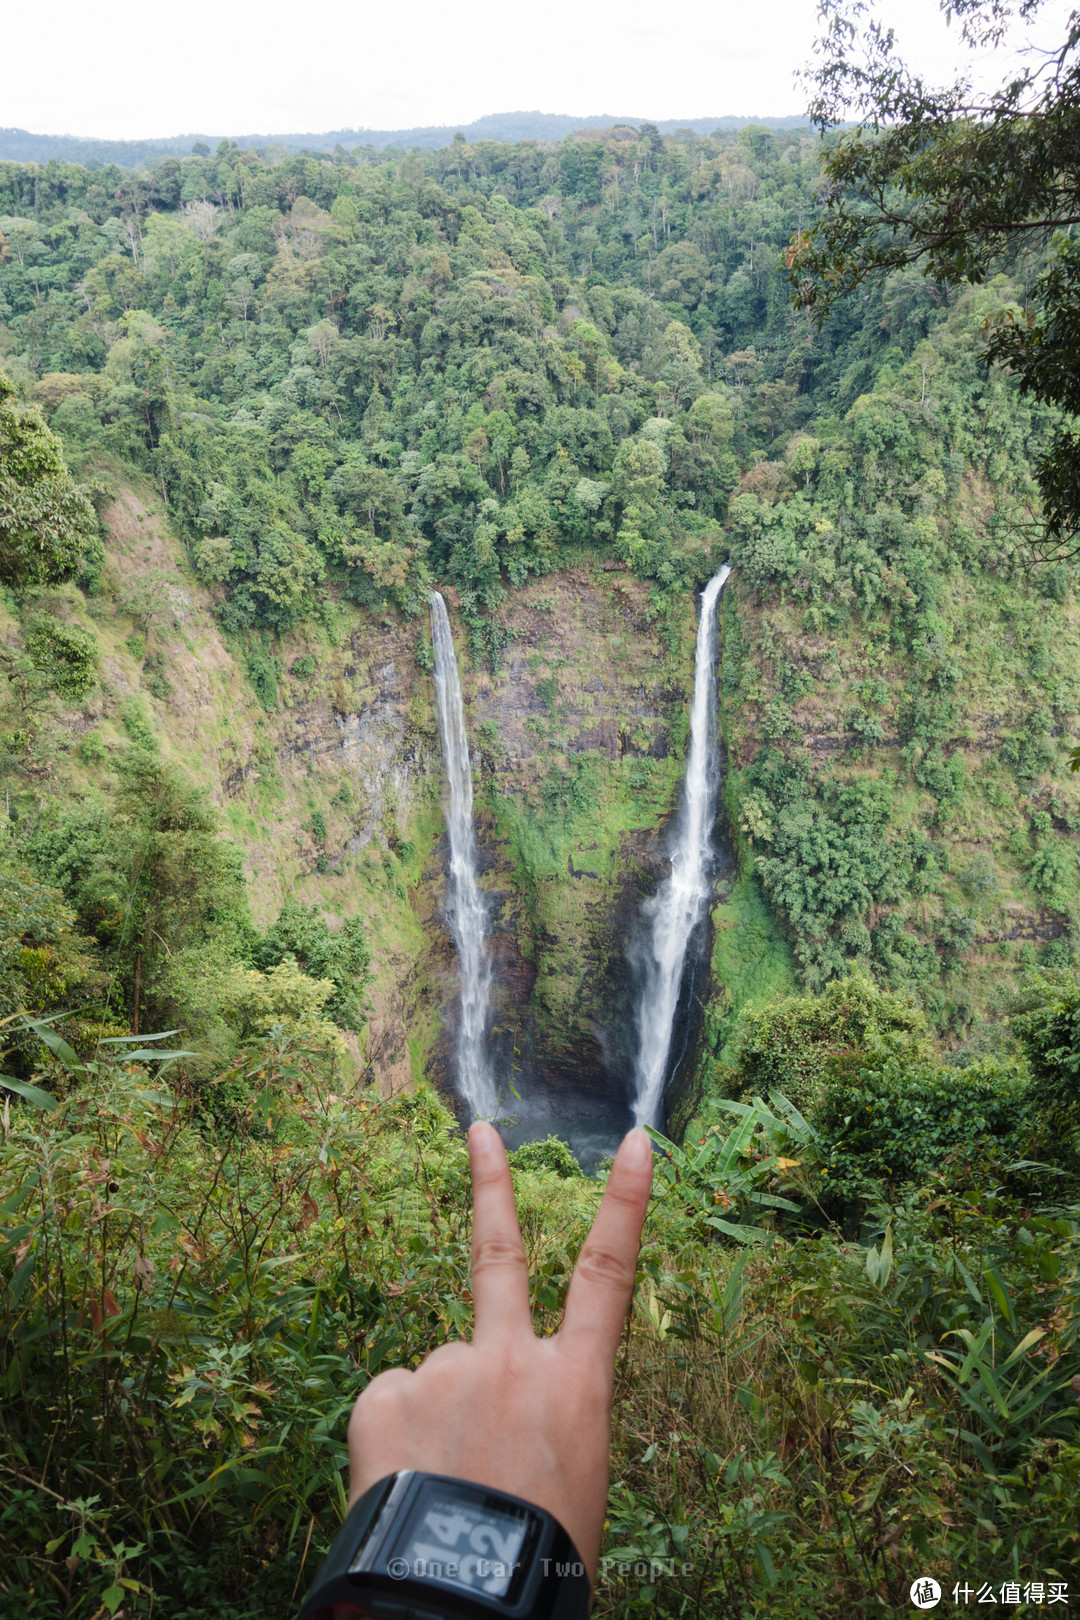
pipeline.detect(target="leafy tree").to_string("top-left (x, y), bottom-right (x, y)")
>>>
top-left (508, 1135), bottom-right (584, 1177)
top-left (0, 615), bottom-right (99, 785)
top-left (791, 0), bottom-right (1080, 553)
top-left (0, 853), bottom-right (101, 1019)
top-left (253, 901), bottom-right (371, 1033)
top-left (31, 751), bottom-right (247, 1032)
top-left (813, 1047), bottom-right (1032, 1204)
top-left (0, 372), bottom-right (98, 585)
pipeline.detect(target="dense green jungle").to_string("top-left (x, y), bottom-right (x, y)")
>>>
top-left (0, 124), bottom-right (1078, 1614)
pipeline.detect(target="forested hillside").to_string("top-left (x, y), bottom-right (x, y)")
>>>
top-left (1, 124), bottom-right (1076, 1037)
top-left (1, 126), bottom-right (1078, 1614)
top-left (0, 115), bottom-right (810, 167)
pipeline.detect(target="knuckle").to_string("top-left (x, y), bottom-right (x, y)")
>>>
top-left (349, 1370), bottom-right (409, 1428)
top-left (472, 1234), bottom-right (527, 1272)
top-left (423, 1340), bottom-right (472, 1374)
top-left (361, 1368), bottom-right (411, 1405)
top-left (575, 1242), bottom-right (634, 1291)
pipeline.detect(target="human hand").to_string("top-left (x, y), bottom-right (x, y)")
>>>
top-left (346, 1121), bottom-right (654, 1584)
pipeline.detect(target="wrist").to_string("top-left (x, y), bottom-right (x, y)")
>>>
top-left (298, 1471), bottom-right (591, 1620)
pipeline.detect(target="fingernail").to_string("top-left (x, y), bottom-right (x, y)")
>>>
top-left (619, 1128), bottom-right (653, 1169)
top-left (468, 1120), bottom-right (498, 1155)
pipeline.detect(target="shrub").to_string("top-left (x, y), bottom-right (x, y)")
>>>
top-left (509, 1135), bottom-right (583, 1178)
top-left (245, 647), bottom-right (279, 712)
top-left (141, 646), bottom-right (173, 700)
top-left (732, 973), bottom-right (929, 1114)
top-left (252, 900), bottom-right (370, 1032)
top-left (813, 1050), bottom-right (1033, 1205)
top-left (76, 731), bottom-right (106, 765)
top-left (23, 617), bottom-right (98, 702)
top-left (1011, 969), bottom-right (1080, 1173)
top-left (117, 695), bottom-right (157, 750)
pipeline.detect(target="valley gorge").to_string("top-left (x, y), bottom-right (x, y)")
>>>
top-left (40, 486), bottom-right (742, 1149)
top-left (5, 120), bottom-right (1080, 1616)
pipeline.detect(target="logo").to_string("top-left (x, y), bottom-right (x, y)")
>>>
top-left (909, 1577), bottom-right (942, 1610)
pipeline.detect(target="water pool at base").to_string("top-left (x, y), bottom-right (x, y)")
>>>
top-left (491, 1088), bottom-right (636, 1175)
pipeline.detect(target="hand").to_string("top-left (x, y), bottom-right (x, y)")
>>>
top-left (346, 1120), bottom-right (654, 1584)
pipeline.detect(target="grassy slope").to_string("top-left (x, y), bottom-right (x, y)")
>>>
top-left (18, 477), bottom-right (445, 1092)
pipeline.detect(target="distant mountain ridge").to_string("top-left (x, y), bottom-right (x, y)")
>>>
top-left (0, 111), bottom-right (810, 169)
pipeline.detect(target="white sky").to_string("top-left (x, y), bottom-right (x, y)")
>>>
top-left (2, 0), bottom-right (1073, 140)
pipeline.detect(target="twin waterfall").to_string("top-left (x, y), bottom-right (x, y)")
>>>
top-left (631, 566), bottom-right (731, 1126)
top-left (428, 568), bottom-right (731, 1131)
top-left (429, 591), bottom-right (496, 1119)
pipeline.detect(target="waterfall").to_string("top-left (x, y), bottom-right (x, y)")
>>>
top-left (429, 590), bottom-right (497, 1119)
top-left (631, 566), bottom-right (731, 1128)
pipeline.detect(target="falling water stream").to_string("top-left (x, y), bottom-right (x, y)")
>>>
top-left (631, 565), bottom-right (731, 1128)
top-left (429, 590), bottom-right (496, 1119)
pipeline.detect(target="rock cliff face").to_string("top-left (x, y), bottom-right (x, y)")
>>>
top-left (76, 486), bottom-right (707, 1114)
top-left (465, 569), bottom-right (695, 1114)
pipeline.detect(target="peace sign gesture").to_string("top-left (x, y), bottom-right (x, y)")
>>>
top-left (347, 1122), bottom-right (654, 1583)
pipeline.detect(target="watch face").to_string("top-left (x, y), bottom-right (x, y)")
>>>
top-left (384, 1480), bottom-right (533, 1601)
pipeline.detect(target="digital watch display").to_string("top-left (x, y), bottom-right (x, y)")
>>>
top-left (298, 1472), bottom-right (591, 1620)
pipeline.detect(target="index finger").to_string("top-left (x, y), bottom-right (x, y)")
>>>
top-left (558, 1128), bottom-right (653, 1360)
top-left (468, 1121), bottom-right (532, 1341)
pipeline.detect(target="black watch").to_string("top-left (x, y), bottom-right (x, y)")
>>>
top-left (297, 1471), bottom-right (592, 1620)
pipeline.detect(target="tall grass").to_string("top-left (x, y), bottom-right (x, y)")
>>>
top-left (1, 1029), bottom-right (1077, 1617)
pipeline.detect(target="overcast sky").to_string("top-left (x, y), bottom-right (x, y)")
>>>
top-left (3, 0), bottom-right (1072, 139)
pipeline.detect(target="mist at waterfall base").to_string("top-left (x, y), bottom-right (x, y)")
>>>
top-left (630, 566), bottom-right (731, 1129)
top-left (490, 1084), bottom-right (635, 1176)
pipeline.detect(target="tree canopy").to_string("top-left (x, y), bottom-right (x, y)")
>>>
top-left (0, 372), bottom-right (98, 584)
top-left (789, 0), bottom-right (1080, 554)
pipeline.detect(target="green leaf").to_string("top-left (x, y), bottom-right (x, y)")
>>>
top-left (983, 1265), bottom-right (1017, 1334)
top-left (705, 1216), bottom-right (769, 1244)
top-left (866, 1221), bottom-right (893, 1289)
top-left (0, 1074), bottom-right (58, 1112)
top-left (99, 1030), bottom-right (181, 1043)
top-left (714, 1108), bottom-right (760, 1175)
top-left (972, 1360), bottom-right (1011, 1422)
top-left (953, 1318), bottom-right (995, 1382)
top-left (746, 1190), bottom-right (802, 1213)
top-left (960, 1429), bottom-right (996, 1474)
top-left (24, 1019), bottom-right (81, 1069)
top-left (952, 1252), bottom-right (983, 1306)
top-left (122, 1048), bottom-right (196, 1062)
top-left (1001, 1327), bottom-right (1046, 1369)
top-left (755, 1541), bottom-right (778, 1587)
top-left (768, 1089), bottom-right (813, 1135)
